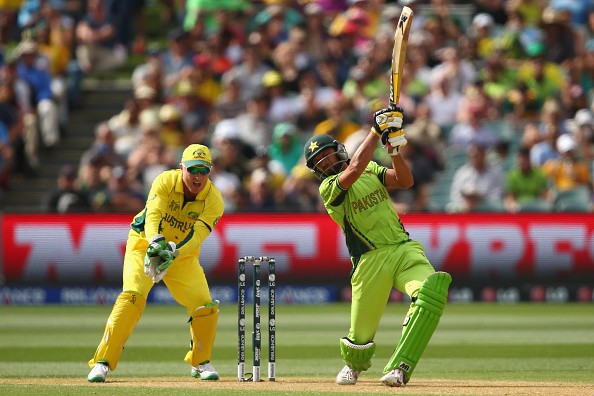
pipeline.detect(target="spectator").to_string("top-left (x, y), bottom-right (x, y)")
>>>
top-left (158, 103), bottom-right (185, 157)
top-left (210, 118), bottom-right (252, 183)
top-left (131, 45), bottom-right (163, 90)
top-left (107, 98), bottom-right (143, 159)
top-left (431, 46), bottom-right (478, 95)
top-left (271, 26), bottom-right (313, 94)
top-left (391, 138), bottom-right (438, 213)
top-left (233, 91), bottom-right (274, 152)
top-left (0, 120), bottom-right (13, 190)
top-left (325, 20), bottom-right (359, 87)
top-left (423, 68), bottom-right (463, 132)
top-left (302, 2), bottom-right (329, 63)
top-left (127, 127), bottom-right (178, 194)
top-left (92, 165), bottom-right (145, 213)
top-left (449, 101), bottom-right (498, 150)
top-left (313, 97), bottom-right (360, 144)
top-left (540, 6), bottom-right (576, 66)
top-left (268, 122), bottom-right (302, 176)
top-left (209, 148), bottom-right (242, 212)
top-left (480, 51), bottom-right (518, 114)
top-left (262, 69), bottom-right (300, 123)
top-left (543, 134), bottom-right (591, 193)
top-left (448, 142), bottom-right (504, 212)
top-left (0, 52), bottom-right (37, 172)
top-left (78, 152), bottom-right (109, 210)
top-left (186, 53), bottom-right (221, 113)
top-left (566, 108), bottom-right (594, 163)
top-left (161, 26), bottom-right (194, 96)
top-left (75, 0), bottom-right (127, 73)
top-left (470, 13), bottom-right (497, 60)
top-left (529, 98), bottom-right (567, 166)
top-left (41, 163), bottom-right (91, 213)
top-left (170, 78), bottom-right (209, 145)
top-left (16, 38), bottom-right (60, 151)
top-left (222, 39), bottom-right (271, 102)
top-left (503, 146), bottom-right (551, 213)
top-left (510, 42), bottom-right (565, 119)
top-left (33, 6), bottom-right (73, 128)
top-left (278, 163), bottom-right (322, 212)
top-left (109, 0), bottom-right (147, 55)
top-left (213, 70), bottom-right (247, 122)
top-left (405, 101), bottom-right (446, 174)
top-left (294, 87), bottom-right (328, 141)
top-left (79, 122), bottom-right (126, 170)
top-left (341, 56), bottom-right (389, 119)
top-left (0, 79), bottom-right (26, 179)
top-left (245, 167), bottom-right (278, 212)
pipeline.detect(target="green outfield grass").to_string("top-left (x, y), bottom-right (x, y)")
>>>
top-left (1, 303), bottom-right (594, 395)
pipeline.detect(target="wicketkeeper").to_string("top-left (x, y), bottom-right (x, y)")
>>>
top-left (87, 144), bottom-right (224, 382)
top-left (304, 106), bottom-right (452, 387)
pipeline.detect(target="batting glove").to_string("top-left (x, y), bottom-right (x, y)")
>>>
top-left (383, 129), bottom-right (408, 156)
top-left (371, 106), bottom-right (404, 137)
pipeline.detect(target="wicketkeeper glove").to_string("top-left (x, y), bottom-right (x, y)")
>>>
top-left (371, 106), bottom-right (404, 137)
top-left (144, 234), bottom-right (167, 277)
top-left (157, 241), bottom-right (179, 272)
top-left (148, 241), bottom-right (179, 283)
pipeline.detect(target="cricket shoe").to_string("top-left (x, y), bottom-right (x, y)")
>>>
top-left (336, 365), bottom-right (360, 385)
top-left (380, 368), bottom-right (407, 387)
top-left (88, 362), bottom-right (109, 382)
top-left (191, 361), bottom-right (219, 380)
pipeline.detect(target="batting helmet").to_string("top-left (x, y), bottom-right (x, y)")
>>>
top-left (303, 134), bottom-right (349, 179)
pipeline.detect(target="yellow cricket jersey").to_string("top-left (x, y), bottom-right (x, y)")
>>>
top-left (130, 169), bottom-right (224, 258)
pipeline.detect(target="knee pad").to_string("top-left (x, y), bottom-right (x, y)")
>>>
top-left (339, 337), bottom-right (376, 371)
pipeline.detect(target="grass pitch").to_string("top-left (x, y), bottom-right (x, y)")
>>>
top-left (1, 302), bottom-right (593, 395)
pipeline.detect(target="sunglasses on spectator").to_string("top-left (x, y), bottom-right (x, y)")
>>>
top-left (186, 166), bottom-right (210, 175)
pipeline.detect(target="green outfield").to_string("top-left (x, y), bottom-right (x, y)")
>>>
top-left (1, 303), bottom-right (594, 395)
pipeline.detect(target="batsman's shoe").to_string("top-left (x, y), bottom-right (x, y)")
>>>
top-left (380, 368), bottom-right (407, 387)
top-left (88, 362), bottom-right (109, 382)
top-left (336, 365), bottom-right (360, 385)
top-left (191, 361), bottom-right (219, 380)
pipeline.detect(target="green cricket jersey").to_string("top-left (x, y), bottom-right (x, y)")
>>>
top-left (320, 161), bottom-right (410, 258)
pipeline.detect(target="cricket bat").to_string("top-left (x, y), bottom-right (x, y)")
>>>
top-left (390, 6), bottom-right (413, 108)
top-left (386, 6), bottom-right (413, 155)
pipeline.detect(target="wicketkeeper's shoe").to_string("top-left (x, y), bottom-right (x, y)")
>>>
top-left (335, 365), bottom-right (360, 385)
top-left (87, 362), bottom-right (109, 383)
top-left (191, 361), bottom-right (219, 380)
top-left (380, 368), bottom-right (407, 387)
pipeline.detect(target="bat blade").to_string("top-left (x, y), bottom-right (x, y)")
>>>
top-left (390, 6), bottom-right (414, 108)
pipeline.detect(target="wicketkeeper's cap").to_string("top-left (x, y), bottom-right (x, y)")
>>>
top-left (181, 144), bottom-right (212, 169)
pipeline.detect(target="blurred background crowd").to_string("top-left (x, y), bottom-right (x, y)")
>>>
top-left (0, 0), bottom-right (592, 214)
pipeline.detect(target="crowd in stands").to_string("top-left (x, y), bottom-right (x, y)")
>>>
top-left (0, 0), bottom-right (592, 214)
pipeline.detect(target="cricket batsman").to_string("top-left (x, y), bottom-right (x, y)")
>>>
top-left (87, 144), bottom-right (224, 382)
top-left (303, 107), bottom-right (452, 387)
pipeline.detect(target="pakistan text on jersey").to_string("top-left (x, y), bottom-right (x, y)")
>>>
top-left (351, 188), bottom-right (389, 214)
top-left (162, 213), bottom-right (193, 232)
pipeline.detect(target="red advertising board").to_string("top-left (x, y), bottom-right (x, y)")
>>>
top-left (2, 213), bottom-right (594, 285)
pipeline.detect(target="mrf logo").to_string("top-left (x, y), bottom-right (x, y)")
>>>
top-left (399, 362), bottom-right (411, 372)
